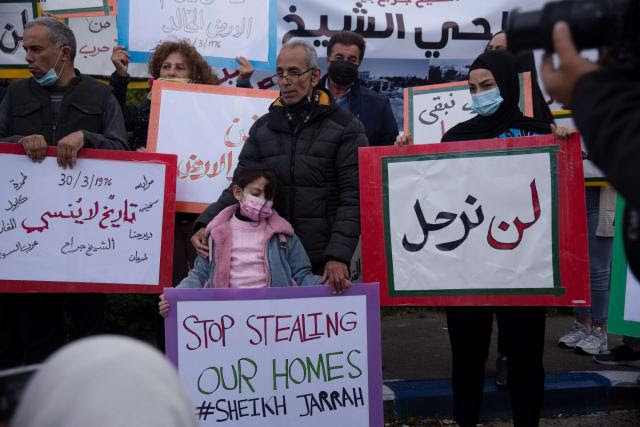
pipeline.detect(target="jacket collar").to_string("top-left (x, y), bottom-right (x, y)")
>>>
top-left (318, 74), bottom-right (362, 118)
top-left (267, 88), bottom-right (334, 133)
top-left (318, 74), bottom-right (362, 98)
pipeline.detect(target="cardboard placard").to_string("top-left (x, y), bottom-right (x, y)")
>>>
top-left (147, 81), bottom-right (277, 213)
top-left (118, 0), bottom-right (277, 71)
top-left (360, 134), bottom-right (590, 306)
top-left (164, 285), bottom-right (383, 426)
top-left (0, 143), bottom-right (176, 293)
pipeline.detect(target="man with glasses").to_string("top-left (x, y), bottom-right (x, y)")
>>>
top-left (191, 40), bottom-right (367, 293)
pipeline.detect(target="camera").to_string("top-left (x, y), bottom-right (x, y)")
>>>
top-left (505, 0), bottom-right (639, 53)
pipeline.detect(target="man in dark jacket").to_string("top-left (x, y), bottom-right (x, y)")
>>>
top-left (191, 40), bottom-right (367, 292)
top-left (320, 31), bottom-right (398, 147)
top-left (0, 17), bottom-right (127, 369)
top-left (0, 18), bottom-right (127, 164)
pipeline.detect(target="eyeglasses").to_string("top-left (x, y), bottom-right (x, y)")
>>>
top-left (270, 68), bottom-right (313, 84)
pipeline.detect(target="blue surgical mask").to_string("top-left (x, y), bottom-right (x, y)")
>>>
top-left (33, 49), bottom-right (65, 87)
top-left (470, 87), bottom-right (504, 116)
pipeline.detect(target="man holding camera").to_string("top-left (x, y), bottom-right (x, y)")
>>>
top-left (541, 21), bottom-right (640, 374)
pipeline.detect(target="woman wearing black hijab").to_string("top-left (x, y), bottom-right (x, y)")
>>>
top-left (485, 31), bottom-right (555, 125)
top-left (442, 50), bottom-right (550, 427)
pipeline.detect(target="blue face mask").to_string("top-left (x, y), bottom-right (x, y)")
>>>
top-left (470, 87), bottom-right (503, 116)
top-left (33, 49), bottom-right (65, 87)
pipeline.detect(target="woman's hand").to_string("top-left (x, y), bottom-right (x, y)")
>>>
top-left (112, 46), bottom-right (130, 77)
top-left (551, 124), bottom-right (578, 140)
top-left (395, 133), bottom-right (413, 146)
top-left (235, 56), bottom-right (255, 81)
top-left (159, 294), bottom-right (170, 317)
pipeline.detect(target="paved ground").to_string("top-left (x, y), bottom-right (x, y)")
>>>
top-left (384, 410), bottom-right (640, 426)
top-left (380, 309), bottom-right (636, 380)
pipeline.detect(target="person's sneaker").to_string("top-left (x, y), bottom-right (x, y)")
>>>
top-left (495, 354), bottom-right (508, 388)
top-left (575, 327), bottom-right (608, 355)
top-left (558, 321), bottom-right (590, 349)
top-left (593, 344), bottom-right (640, 367)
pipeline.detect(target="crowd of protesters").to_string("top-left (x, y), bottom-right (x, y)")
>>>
top-left (0, 16), bottom-right (638, 427)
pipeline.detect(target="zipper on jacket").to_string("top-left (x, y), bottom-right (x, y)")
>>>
top-left (289, 133), bottom-right (297, 227)
top-left (288, 112), bottom-right (311, 228)
top-left (52, 124), bottom-right (56, 145)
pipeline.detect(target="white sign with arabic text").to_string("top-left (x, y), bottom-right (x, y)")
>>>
top-left (385, 150), bottom-right (554, 292)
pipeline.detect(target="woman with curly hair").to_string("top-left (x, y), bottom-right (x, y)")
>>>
top-left (109, 40), bottom-right (253, 151)
top-left (109, 41), bottom-right (255, 291)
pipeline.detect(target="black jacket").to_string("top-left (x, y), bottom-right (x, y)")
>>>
top-left (195, 89), bottom-right (368, 270)
top-left (0, 73), bottom-right (127, 150)
top-left (573, 68), bottom-right (640, 207)
top-left (319, 75), bottom-right (398, 146)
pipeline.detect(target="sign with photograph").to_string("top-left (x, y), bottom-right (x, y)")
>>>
top-left (0, 143), bottom-right (176, 293)
top-left (164, 285), bottom-right (383, 426)
top-left (359, 134), bottom-right (590, 306)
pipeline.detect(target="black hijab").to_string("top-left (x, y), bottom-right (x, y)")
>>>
top-left (485, 32), bottom-right (555, 124)
top-left (441, 50), bottom-right (551, 142)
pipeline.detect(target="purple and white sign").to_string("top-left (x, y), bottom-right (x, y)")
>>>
top-left (164, 284), bottom-right (382, 427)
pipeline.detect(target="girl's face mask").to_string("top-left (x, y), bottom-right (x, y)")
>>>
top-left (470, 87), bottom-right (504, 116)
top-left (240, 193), bottom-right (273, 222)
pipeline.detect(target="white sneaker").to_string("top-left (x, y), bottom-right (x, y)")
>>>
top-left (575, 327), bottom-right (608, 355)
top-left (558, 321), bottom-right (590, 349)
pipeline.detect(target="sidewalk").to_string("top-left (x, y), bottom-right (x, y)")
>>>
top-left (381, 310), bottom-right (640, 421)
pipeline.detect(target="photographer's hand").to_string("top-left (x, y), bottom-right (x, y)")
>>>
top-left (541, 22), bottom-right (600, 105)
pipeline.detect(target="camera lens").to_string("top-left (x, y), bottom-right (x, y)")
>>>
top-left (506, 0), bottom-right (637, 53)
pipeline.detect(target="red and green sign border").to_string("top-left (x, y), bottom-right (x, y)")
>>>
top-left (360, 134), bottom-right (590, 306)
top-left (381, 146), bottom-right (563, 297)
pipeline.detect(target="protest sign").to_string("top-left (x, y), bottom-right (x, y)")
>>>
top-left (0, 143), bottom-right (176, 293)
top-left (608, 198), bottom-right (640, 338)
top-left (147, 81), bottom-right (278, 213)
top-left (360, 134), bottom-right (589, 306)
top-left (67, 15), bottom-right (117, 75)
top-left (278, 0), bottom-right (546, 60)
top-left (118, 0), bottom-right (277, 71)
top-left (66, 14), bottom-right (148, 78)
top-left (0, 1), bottom-right (36, 69)
top-left (552, 111), bottom-right (606, 183)
top-left (164, 285), bottom-right (383, 426)
top-left (40, 0), bottom-right (117, 18)
top-left (269, 0), bottom-right (583, 129)
top-left (404, 72), bottom-right (534, 144)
